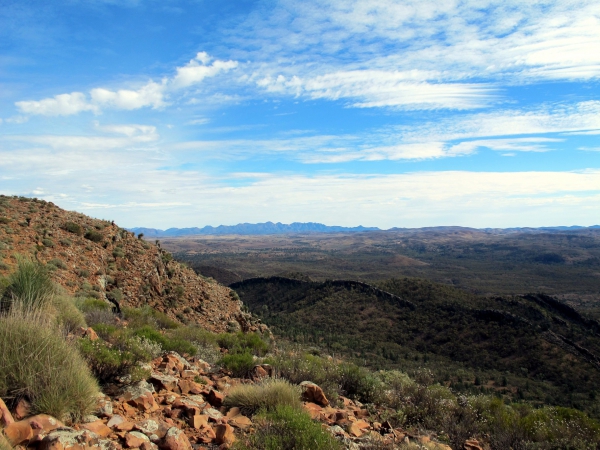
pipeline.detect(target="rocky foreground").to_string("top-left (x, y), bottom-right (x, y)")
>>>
top-left (0, 345), bottom-right (483, 450)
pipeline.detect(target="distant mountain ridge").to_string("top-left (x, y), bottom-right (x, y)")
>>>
top-left (129, 222), bottom-right (600, 237)
top-left (129, 221), bottom-right (380, 237)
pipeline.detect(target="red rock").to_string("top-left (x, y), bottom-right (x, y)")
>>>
top-left (3, 420), bottom-right (33, 446)
top-left (251, 366), bottom-right (268, 380)
top-left (125, 431), bottom-right (150, 448)
top-left (149, 373), bottom-right (179, 393)
top-left (107, 415), bottom-right (125, 429)
top-left (160, 427), bottom-right (192, 450)
top-left (39, 428), bottom-right (99, 450)
top-left (122, 381), bottom-right (159, 412)
top-left (228, 415), bottom-right (251, 431)
top-left (177, 380), bottom-right (202, 396)
top-left (180, 370), bottom-right (198, 379)
top-left (189, 415), bottom-right (209, 430)
top-left (299, 381), bottom-right (329, 407)
top-left (302, 403), bottom-right (323, 420)
top-left (347, 419), bottom-right (370, 438)
top-left (214, 424), bottom-right (235, 446)
top-left (464, 438), bottom-right (483, 450)
top-left (0, 398), bottom-right (14, 427)
top-left (82, 421), bottom-right (112, 438)
top-left (206, 391), bottom-right (224, 408)
top-left (115, 421), bottom-right (135, 432)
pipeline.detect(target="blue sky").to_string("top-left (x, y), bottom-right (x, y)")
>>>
top-left (1, 0), bottom-right (599, 229)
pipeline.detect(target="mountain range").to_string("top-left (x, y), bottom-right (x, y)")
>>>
top-left (130, 222), bottom-right (600, 237)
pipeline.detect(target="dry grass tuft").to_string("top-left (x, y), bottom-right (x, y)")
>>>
top-left (224, 378), bottom-right (301, 416)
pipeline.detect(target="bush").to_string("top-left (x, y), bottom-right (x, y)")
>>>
top-left (112, 248), bottom-right (125, 258)
top-left (42, 238), bottom-right (54, 248)
top-left (1, 259), bottom-right (54, 310)
top-left (63, 222), bottom-right (83, 236)
top-left (218, 332), bottom-right (270, 356)
top-left (219, 352), bottom-right (256, 378)
top-left (47, 258), bottom-right (67, 270)
top-left (122, 306), bottom-right (179, 330)
top-left (76, 298), bottom-right (112, 312)
top-left (78, 331), bottom-right (152, 383)
top-left (52, 295), bottom-right (87, 334)
top-left (133, 325), bottom-right (196, 356)
top-left (224, 379), bottom-right (301, 416)
top-left (0, 305), bottom-right (99, 422)
top-left (84, 230), bottom-right (103, 243)
top-left (233, 405), bottom-right (341, 450)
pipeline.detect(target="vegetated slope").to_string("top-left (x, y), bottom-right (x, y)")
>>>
top-left (0, 195), bottom-right (263, 333)
top-left (231, 276), bottom-right (600, 418)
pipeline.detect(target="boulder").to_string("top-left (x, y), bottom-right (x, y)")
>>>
top-left (3, 415), bottom-right (63, 446)
top-left (300, 381), bottom-right (329, 407)
top-left (81, 421), bottom-right (112, 438)
top-left (464, 438), bottom-right (484, 450)
top-left (121, 381), bottom-right (159, 412)
top-left (347, 419), bottom-right (370, 438)
top-left (149, 373), bottom-right (179, 393)
top-left (214, 424), bottom-right (235, 447)
top-left (160, 427), bottom-right (192, 450)
top-left (125, 431), bottom-right (150, 448)
top-left (39, 428), bottom-right (100, 450)
top-left (206, 390), bottom-right (224, 408)
top-left (0, 398), bottom-right (14, 427)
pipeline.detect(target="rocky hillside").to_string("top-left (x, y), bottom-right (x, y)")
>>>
top-left (0, 195), bottom-right (264, 334)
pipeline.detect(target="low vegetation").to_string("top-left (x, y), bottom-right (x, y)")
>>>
top-left (224, 379), bottom-right (301, 416)
top-left (233, 405), bottom-right (342, 450)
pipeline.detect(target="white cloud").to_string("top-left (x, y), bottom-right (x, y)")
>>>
top-left (15, 52), bottom-right (238, 116)
top-left (93, 122), bottom-right (158, 139)
top-left (16, 92), bottom-right (97, 116)
top-left (257, 71), bottom-right (496, 109)
top-left (171, 52), bottom-right (238, 89)
top-left (90, 80), bottom-right (166, 110)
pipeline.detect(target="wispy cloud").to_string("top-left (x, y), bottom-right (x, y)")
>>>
top-left (15, 52), bottom-right (238, 116)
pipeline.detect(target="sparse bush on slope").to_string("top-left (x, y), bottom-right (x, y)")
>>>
top-left (0, 304), bottom-right (99, 422)
top-left (224, 379), bottom-right (301, 416)
top-left (233, 405), bottom-right (341, 450)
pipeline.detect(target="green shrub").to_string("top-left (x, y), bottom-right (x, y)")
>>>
top-left (233, 405), bottom-right (341, 450)
top-left (218, 332), bottom-right (269, 356)
top-left (42, 238), bottom-right (54, 248)
top-left (52, 295), bottom-right (87, 333)
top-left (60, 238), bottom-right (72, 247)
top-left (0, 217), bottom-right (10, 225)
top-left (224, 379), bottom-right (301, 416)
top-left (112, 247), bottom-right (125, 258)
top-left (84, 230), bottom-right (103, 243)
top-left (63, 222), bottom-right (83, 236)
top-left (1, 259), bottom-right (54, 310)
top-left (106, 288), bottom-right (122, 302)
top-left (122, 306), bottom-right (179, 330)
top-left (78, 331), bottom-right (152, 383)
top-left (76, 298), bottom-right (111, 312)
top-left (338, 362), bottom-right (382, 404)
top-left (219, 352), bottom-right (256, 377)
top-left (76, 269), bottom-right (90, 278)
top-left (133, 325), bottom-right (196, 356)
top-left (47, 258), bottom-right (67, 270)
top-left (0, 305), bottom-right (99, 422)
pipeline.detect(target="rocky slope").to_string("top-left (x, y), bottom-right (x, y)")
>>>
top-left (0, 195), bottom-right (264, 334)
top-left (0, 348), bottom-right (462, 450)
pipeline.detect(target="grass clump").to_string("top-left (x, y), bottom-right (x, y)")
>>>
top-left (0, 304), bottom-right (99, 422)
top-left (233, 405), bottom-right (341, 450)
top-left (52, 295), bottom-right (87, 333)
top-left (122, 306), bottom-right (179, 330)
top-left (1, 258), bottom-right (54, 310)
top-left (133, 325), bottom-right (197, 356)
top-left (224, 379), bottom-right (301, 416)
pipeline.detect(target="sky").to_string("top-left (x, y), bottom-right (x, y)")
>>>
top-left (1, 0), bottom-right (599, 229)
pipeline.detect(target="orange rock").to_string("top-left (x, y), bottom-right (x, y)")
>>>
top-left (228, 415), bottom-right (251, 431)
top-left (115, 421), bottom-right (135, 432)
top-left (464, 438), bottom-right (483, 450)
top-left (150, 373), bottom-right (179, 393)
top-left (177, 380), bottom-right (202, 396)
top-left (206, 391), bottom-right (224, 408)
top-left (302, 403), bottom-right (322, 420)
top-left (160, 427), bottom-right (192, 450)
top-left (299, 382), bottom-right (329, 407)
top-left (225, 408), bottom-right (240, 419)
top-left (82, 421), bottom-right (112, 438)
top-left (189, 415), bottom-right (209, 430)
top-left (125, 431), bottom-right (150, 448)
top-left (0, 398), bottom-right (14, 427)
top-left (214, 424), bottom-right (235, 446)
top-left (3, 420), bottom-right (33, 446)
top-left (347, 419), bottom-right (370, 438)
